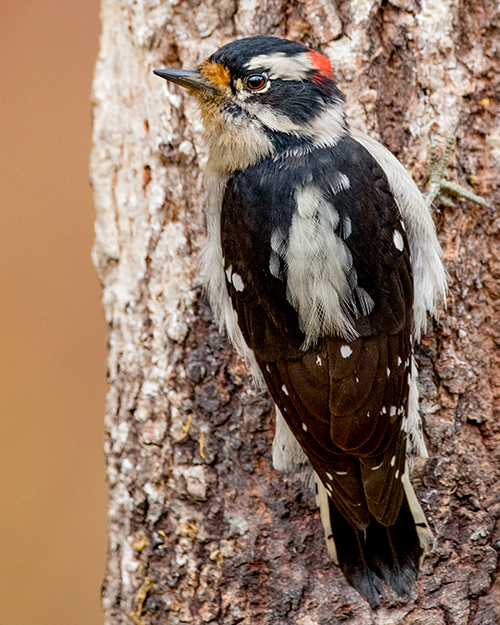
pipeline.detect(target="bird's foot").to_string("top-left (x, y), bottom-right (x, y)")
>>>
top-left (425, 123), bottom-right (487, 209)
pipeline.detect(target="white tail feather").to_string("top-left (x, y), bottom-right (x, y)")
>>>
top-left (314, 473), bottom-right (339, 563)
top-left (402, 471), bottom-right (434, 562)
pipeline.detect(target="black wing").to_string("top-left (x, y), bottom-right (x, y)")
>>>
top-left (220, 135), bottom-right (418, 603)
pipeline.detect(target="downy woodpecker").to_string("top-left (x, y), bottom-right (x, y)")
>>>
top-left (154, 36), bottom-right (447, 608)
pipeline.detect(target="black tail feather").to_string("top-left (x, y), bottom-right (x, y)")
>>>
top-left (328, 494), bottom-right (422, 607)
top-left (365, 496), bottom-right (421, 597)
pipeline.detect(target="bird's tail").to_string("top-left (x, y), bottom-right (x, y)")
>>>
top-left (315, 473), bottom-right (433, 608)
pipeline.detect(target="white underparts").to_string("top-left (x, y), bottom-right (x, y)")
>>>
top-left (406, 357), bottom-right (427, 458)
top-left (272, 407), bottom-right (311, 479)
top-left (200, 167), bottom-right (265, 387)
top-left (204, 109), bottom-right (275, 174)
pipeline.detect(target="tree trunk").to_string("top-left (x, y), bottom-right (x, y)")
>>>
top-left (90, 1), bottom-right (500, 623)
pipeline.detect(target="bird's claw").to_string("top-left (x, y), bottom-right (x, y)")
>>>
top-left (425, 123), bottom-right (487, 209)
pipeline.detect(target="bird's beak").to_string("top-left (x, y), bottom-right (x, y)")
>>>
top-left (153, 69), bottom-right (216, 94)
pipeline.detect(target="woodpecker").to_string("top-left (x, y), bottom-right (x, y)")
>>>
top-left (154, 36), bottom-right (447, 608)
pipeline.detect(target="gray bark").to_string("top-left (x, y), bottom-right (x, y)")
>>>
top-left (91, 0), bottom-right (500, 623)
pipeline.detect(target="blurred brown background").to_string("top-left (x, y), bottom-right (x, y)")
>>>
top-left (0, 1), bottom-right (107, 623)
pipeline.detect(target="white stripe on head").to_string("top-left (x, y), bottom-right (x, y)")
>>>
top-left (245, 52), bottom-right (316, 80)
top-left (238, 96), bottom-right (347, 149)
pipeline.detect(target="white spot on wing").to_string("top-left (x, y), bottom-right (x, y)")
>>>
top-left (390, 455), bottom-right (396, 467)
top-left (326, 472), bottom-right (333, 480)
top-left (390, 406), bottom-right (397, 416)
top-left (200, 170), bottom-right (266, 388)
top-left (335, 470), bottom-right (348, 475)
top-left (395, 469), bottom-right (399, 479)
top-left (225, 265), bottom-right (232, 281)
top-left (398, 356), bottom-right (402, 366)
top-left (316, 355), bottom-right (322, 366)
top-left (371, 462), bottom-right (383, 470)
top-left (393, 230), bottom-right (404, 251)
top-left (349, 128), bottom-right (448, 347)
top-left (340, 345), bottom-right (353, 358)
top-left (387, 367), bottom-right (391, 378)
top-left (302, 423), bottom-right (308, 431)
top-left (232, 272), bottom-right (244, 291)
top-left (282, 385), bottom-right (289, 396)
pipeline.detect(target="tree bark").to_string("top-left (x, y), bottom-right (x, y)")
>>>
top-left (90, 1), bottom-right (500, 623)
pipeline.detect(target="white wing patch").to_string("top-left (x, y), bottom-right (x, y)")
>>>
top-left (268, 181), bottom-right (379, 347)
top-left (285, 184), bottom-right (357, 347)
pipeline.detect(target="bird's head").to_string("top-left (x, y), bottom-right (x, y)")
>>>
top-left (154, 36), bottom-right (346, 172)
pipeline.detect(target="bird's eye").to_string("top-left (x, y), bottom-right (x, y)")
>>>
top-left (246, 74), bottom-right (267, 91)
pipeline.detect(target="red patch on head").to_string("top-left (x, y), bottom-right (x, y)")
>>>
top-left (308, 50), bottom-right (334, 83)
